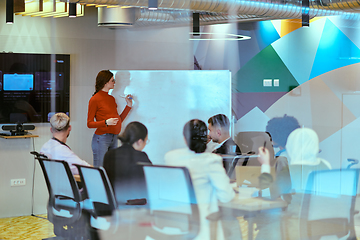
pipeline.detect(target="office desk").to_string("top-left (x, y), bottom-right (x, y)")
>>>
top-left (219, 188), bottom-right (287, 240)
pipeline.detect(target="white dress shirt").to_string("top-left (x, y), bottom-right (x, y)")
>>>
top-left (40, 138), bottom-right (90, 175)
top-left (165, 148), bottom-right (235, 240)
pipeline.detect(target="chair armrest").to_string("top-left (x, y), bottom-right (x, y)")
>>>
top-left (54, 195), bottom-right (78, 210)
top-left (206, 211), bottom-right (222, 221)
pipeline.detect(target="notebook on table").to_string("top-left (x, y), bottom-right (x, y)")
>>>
top-left (235, 166), bottom-right (275, 188)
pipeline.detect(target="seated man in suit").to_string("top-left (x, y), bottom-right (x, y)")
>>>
top-left (208, 114), bottom-right (241, 155)
top-left (40, 112), bottom-right (91, 175)
top-left (207, 114), bottom-right (243, 240)
top-left (207, 114), bottom-right (241, 173)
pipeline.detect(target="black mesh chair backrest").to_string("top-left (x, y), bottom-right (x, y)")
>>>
top-left (75, 165), bottom-right (117, 217)
top-left (300, 168), bottom-right (360, 240)
top-left (143, 164), bottom-right (200, 239)
top-left (37, 157), bottom-right (82, 225)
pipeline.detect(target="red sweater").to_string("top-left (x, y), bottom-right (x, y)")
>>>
top-left (87, 91), bottom-right (131, 135)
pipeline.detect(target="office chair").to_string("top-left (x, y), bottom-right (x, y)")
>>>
top-left (299, 169), bottom-right (360, 240)
top-left (36, 157), bottom-right (91, 240)
top-left (30, 151), bottom-right (48, 217)
top-left (225, 131), bottom-right (276, 183)
top-left (74, 165), bottom-right (118, 240)
top-left (143, 165), bottom-right (200, 240)
top-left (234, 131), bottom-right (275, 166)
top-left (221, 155), bottom-right (244, 180)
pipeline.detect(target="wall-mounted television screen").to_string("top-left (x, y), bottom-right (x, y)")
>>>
top-left (0, 53), bottom-right (70, 123)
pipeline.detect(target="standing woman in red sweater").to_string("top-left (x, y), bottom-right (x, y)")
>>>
top-left (87, 70), bottom-right (133, 167)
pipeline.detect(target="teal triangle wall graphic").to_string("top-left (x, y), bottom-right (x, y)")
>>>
top-left (309, 19), bottom-right (360, 79)
top-left (232, 45), bottom-right (299, 93)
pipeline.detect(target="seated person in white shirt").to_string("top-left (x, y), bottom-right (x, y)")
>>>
top-left (40, 112), bottom-right (91, 175)
top-left (165, 119), bottom-right (235, 240)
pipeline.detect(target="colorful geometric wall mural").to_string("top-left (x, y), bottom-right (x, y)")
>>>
top-left (194, 16), bottom-right (360, 168)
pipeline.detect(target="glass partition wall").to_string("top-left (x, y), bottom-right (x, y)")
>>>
top-left (1, 1), bottom-right (360, 239)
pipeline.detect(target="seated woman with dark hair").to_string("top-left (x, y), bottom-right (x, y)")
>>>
top-left (165, 119), bottom-right (235, 240)
top-left (103, 121), bottom-right (152, 207)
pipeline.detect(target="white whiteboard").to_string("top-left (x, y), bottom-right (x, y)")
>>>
top-left (110, 70), bottom-right (231, 164)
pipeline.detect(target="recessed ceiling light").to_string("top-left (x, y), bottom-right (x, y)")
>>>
top-left (189, 32), bottom-right (251, 41)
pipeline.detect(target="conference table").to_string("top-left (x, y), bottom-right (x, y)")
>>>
top-left (219, 187), bottom-right (288, 240)
top-left (74, 174), bottom-right (81, 182)
top-left (99, 187), bottom-right (288, 240)
top-left (220, 153), bottom-right (259, 180)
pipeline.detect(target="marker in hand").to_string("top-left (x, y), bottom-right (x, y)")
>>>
top-left (119, 95), bottom-right (133, 100)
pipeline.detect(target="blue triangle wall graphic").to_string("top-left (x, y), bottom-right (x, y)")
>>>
top-left (254, 21), bottom-right (280, 51)
top-left (309, 19), bottom-right (360, 79)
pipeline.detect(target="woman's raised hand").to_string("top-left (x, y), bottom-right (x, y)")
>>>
top-left (125, 94), bottom-right (133, 107)
top-left (257, 147), bottom-right (270, 166)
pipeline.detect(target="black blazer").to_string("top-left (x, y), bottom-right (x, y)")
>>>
top-left (212, 138), bottom-right (241, 155)
top-left (213, 138), bottom-right (241, 174)
top-left (103, 143), bottom-right (152, 206)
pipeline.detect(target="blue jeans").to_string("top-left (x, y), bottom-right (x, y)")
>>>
top-left (91, 133), bottom-right (118, 167)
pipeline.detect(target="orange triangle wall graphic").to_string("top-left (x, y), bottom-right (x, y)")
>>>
top-left (280, 17), bottom-right (325, 38)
